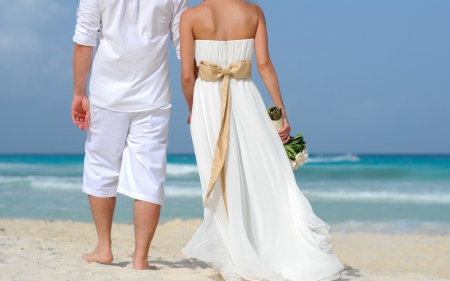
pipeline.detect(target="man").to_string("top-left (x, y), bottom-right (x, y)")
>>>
top-left (72, 0), bottom-right (188, 270)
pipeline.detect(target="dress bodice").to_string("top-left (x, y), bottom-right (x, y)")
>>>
top-left (195, 39), bottom-right (254, 68)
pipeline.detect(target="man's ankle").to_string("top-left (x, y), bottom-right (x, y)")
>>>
top-left (96, 243), bottom-right (112, 252)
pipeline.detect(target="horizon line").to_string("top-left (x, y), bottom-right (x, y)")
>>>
top-left (1, 153), bottom-right (450, 157)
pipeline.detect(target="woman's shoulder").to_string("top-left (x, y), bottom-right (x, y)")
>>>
top-left (248, 3), bottom-right (264, 18)
top-left (184, 1), bottom-right (211, 13)
top-left (180, 2), bottom-right (212, 21)
top-left (183, 1), bottom-right (261, 17)
top-left (241, 1), bottom-right (263, 13)
top-left (180, 4), bottom-right (203, 25)
top-left (240, 2), bottom-right (264, 23)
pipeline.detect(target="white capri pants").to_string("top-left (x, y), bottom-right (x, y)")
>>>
top-left (82, 103), bottom-right (170, 205)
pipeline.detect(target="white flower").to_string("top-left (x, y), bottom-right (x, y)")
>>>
top-left (272, 119), bottom-right (284, 131)
top-left (290, 159), bottom-right (299, 170)
top-left (295, 149), bottom-right (309, 166)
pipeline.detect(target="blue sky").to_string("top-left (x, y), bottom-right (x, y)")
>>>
top-left (0, 0), bottom-right (449, 154)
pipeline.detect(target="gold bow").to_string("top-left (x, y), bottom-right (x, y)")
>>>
top-left (198, 60), bottom-right (252, 211)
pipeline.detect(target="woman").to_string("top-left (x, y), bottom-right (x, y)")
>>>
top-left (179, 1), bottom-right (344, 280)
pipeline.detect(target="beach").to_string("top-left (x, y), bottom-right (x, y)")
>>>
top-left (1, 218), bottom-right (449, 281)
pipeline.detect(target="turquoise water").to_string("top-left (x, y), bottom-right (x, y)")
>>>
top-left (0, 154), bottom-right (449, 234)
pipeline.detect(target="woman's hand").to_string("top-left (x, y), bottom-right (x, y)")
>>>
top-left (278, 117), bottom-right (291, 144)
top-left (187, 114), bottom-right (191, 125)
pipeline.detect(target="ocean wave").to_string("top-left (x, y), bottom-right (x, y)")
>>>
top-left (0, 163), bottom-right (48, 170)
top-left (303, 189), bottom-right (450, 204)
top-left (0, 162), bottom-right (198, 179)
top-left (2, 174), bottom-right (449, 204)
top-left (0, 163), bottom-right (26, 168)
top-left (331, 220), bottom-right (450, 235)
top-left (165, 186), bottom-right (202, 197)
top-left (307, 154), bottom-right (360, 164)
top-left (0, 175), bottom-right (82, 190)
top-left (166, 163), bottom-right (198, 177)
top-left (0, 162), bottom-right (81, 169)
top-left (0, 175), bottom-right (202, 195)
top-left (30, 177), bottom-right (82, 190)
top-left (158, 154), bottom-right (362, 178)
top-left (165, 187), bottom-right (450, 204)
top-left (0, 163), bottom-right (83, 179)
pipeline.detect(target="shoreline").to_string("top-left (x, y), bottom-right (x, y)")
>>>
top-left (2, 216), bottom-right (450, 236)
top-left (1, 219), bottom-right (449, 280)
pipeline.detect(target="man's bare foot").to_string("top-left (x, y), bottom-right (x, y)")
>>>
top-left (82, 246), bottom-right (114, 264)
top-left (132, 252), bottom-right (156, 270)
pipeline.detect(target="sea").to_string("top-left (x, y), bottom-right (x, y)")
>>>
top-left (1, 154), bottom-right (449, 235)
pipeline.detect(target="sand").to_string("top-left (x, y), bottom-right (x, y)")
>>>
top-left (0, 218), bottom-right (449, 281)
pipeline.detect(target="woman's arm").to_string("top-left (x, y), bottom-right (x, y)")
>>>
top-left (254, 7), bottom-right (291, 144)
top-left (180, 10), bottom-right (196, 124)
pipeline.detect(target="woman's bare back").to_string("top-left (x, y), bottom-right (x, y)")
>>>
top-left (180, 0), bottom-right (291, 145)
top-left (189, 0), bottom-right (260, 41)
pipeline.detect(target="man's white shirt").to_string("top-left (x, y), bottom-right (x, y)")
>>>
top-left (73, 0), bottom-right (189, 112)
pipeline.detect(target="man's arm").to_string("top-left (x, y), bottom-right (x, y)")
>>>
top-left (170, 0), bottom-right (190, 59)
top-left (71, 0), bottom-right (101, 131)
top-left (72, 44), bottom-right (93, 131)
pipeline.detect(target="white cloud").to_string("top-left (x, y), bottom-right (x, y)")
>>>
top-left (0, 0), bottom-right (69, 52)
top-left (0, 0), bottom-right (73, 98)
top-left (0, 31), bottom-right (41, 52)
top-left (0, 0), bottom-right (67, 26)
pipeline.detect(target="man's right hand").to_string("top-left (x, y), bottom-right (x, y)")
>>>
top-left (72, 95), bottom-right (90, 131)
top-left (72, 43), bottom-right (94, 131)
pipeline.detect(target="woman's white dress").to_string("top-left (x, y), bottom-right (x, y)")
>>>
top-left (182, 39), bottom-right (344, 281)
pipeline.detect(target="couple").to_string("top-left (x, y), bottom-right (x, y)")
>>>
top-left (72, 0), bottom-right (344, 280)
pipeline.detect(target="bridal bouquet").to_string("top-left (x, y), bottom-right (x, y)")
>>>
top-left (268, 106), bottom-right (309, 170)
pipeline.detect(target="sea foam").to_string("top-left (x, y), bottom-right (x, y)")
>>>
top-left (306, 154), bottom-right (360, 163)
top-left (331, 220), bottom-right (450, 235)
top-left (0, 175), bottom-right (82, 190)
top-left (2, 175), bottom-right (449, 204)
top-left (166, 163), bottom-right (198, 177)
top-left (303, 189), bottom-right (450, 204)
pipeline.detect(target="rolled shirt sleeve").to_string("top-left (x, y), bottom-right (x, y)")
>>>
top-left (73, 0), bottom-right (101, 47)
top-left (170, 0), bottom-right (189, 59)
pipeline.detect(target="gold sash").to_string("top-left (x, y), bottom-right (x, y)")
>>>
top-left (198, 60), bottom-right (252, 210)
